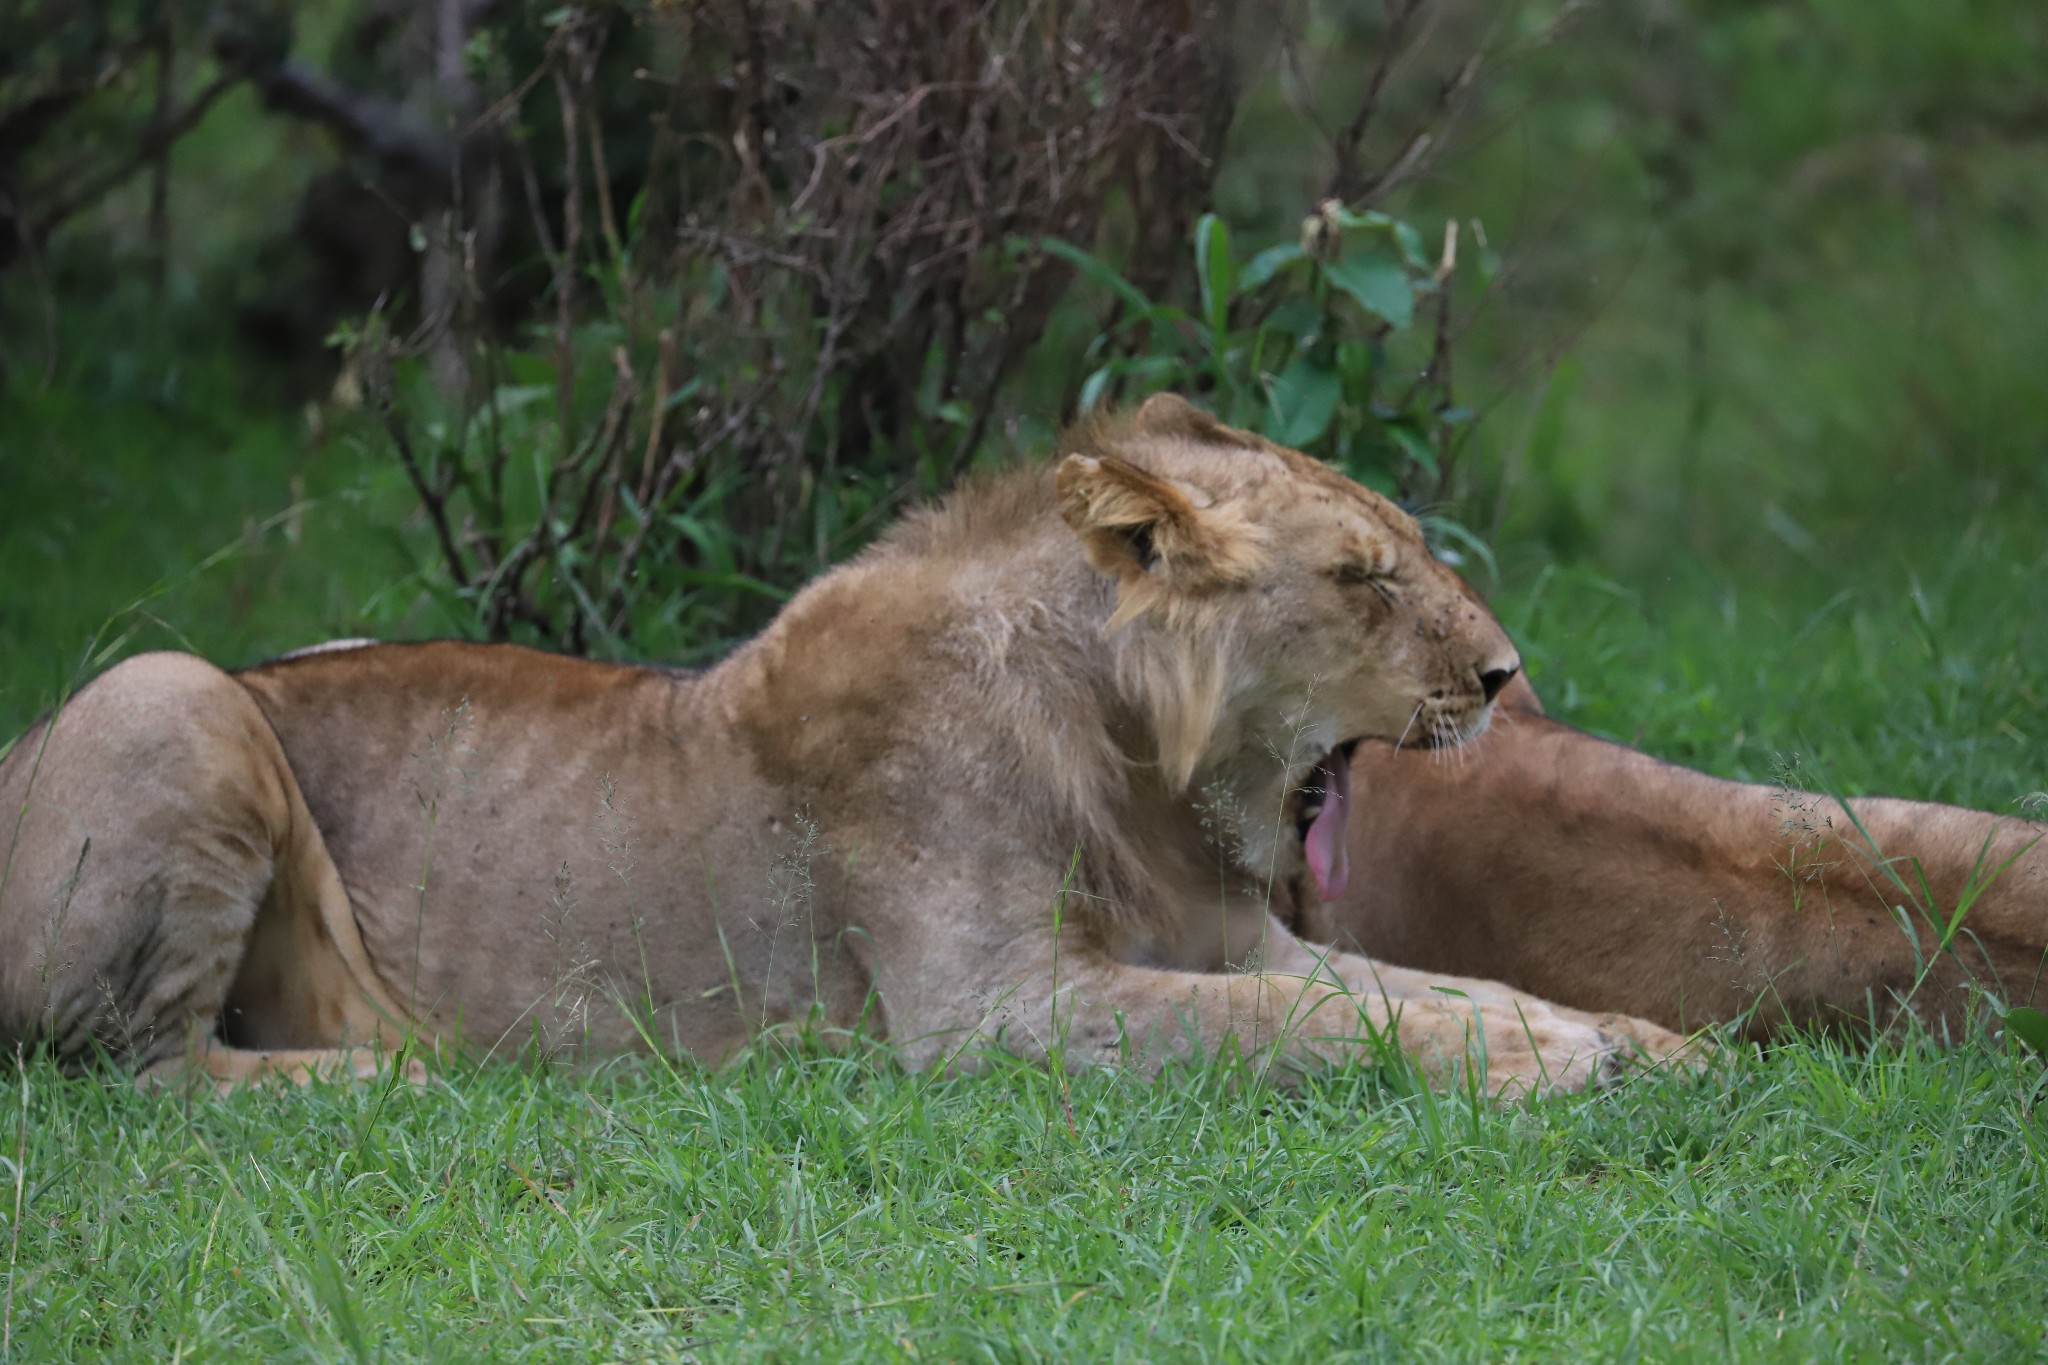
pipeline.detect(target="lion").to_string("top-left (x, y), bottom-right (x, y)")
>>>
top-left (1310, 676), bottom-right (2048, 1040)
top-left (0, 395), bottom-right (1690, 1097)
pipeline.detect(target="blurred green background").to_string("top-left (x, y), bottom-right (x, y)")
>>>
top-left (3, 0), bottom-right (2043, 805)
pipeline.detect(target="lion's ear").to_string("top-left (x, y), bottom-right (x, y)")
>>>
top-left (1054, 454), bottom-right (1264, 592)
top-left (1134, 392), bottom-right (1254, 447)
top-left (1134, 392), bottom-right (1199, 428)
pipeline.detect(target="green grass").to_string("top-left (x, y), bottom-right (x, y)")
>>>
top-left (4, 1034), bottom-right (2045, 1361)
top-left (1498, 503), bottom-right (2048, 813)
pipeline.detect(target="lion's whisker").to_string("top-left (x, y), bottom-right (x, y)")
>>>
top-left (1393, 701), bottom-right (1424, 754)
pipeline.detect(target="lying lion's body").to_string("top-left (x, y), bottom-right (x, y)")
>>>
top-left (1320, 684), bottom-right (2048, 1040)
top-left (0, 397), bottom-right (1686, 1093)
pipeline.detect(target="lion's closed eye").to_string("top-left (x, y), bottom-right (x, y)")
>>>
top-left (1332, 560), bottom-right (1399, 602)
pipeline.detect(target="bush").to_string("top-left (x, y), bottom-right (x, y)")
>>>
top-left (343, 0), bottom-right (1244, 658)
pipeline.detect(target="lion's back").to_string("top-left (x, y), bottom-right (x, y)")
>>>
top-left (235, 640), bottom-right (676, 840)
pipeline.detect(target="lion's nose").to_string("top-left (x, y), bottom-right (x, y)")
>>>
top-left (1478, 661), bottom-right (1519, 703)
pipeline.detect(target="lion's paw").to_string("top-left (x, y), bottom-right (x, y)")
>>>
top-left (1396, 996), bottom-right (1714, 1100)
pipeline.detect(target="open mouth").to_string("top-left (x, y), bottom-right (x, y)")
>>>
top-left (1293, 739), bottom-right (1360, 903)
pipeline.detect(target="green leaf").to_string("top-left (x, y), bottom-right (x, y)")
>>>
top-left (1389, 422), bottom-right (1438, 476)
top-left (1420, 514), bottom-right (1500, 582)
top-left (1325, 250), bottom-right (1414, 329)
top-left (2006, 1006), bottom-right (2048, 1057)
top-left (1264, 357), bottom-right (1342, 448)
top-left (1336, 340), bottom-right (1374, 390)
top-left (669, 569), bottom-right (792, 602)
top-left (1078, 365), bottom-right (1115, 413)
top-left (662, 376), bottom-right (707, 411)
top-left (1473, 218), bottom-right (1502, 284)
top-left (1264, 298), bottom-right (1322, 344)
top-left (1038, 236), bottom-right (1157, 317)
top-left (1195, 214), bottom-right (1234, 341)
top-left (490, 383), bottom-right (553, 417)
top-left (1078, 354), bottom-right (1193, 414)
top-left (1393, 220), bottom-right (1429, 272)
top-left (1239, 243), bottom-right (1305, 292)
top-left (1329, 206), bottom-right (1392, 232)
top-left (1343, 459), bottom-right (1400, 496)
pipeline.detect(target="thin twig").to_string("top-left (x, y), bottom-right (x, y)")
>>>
top-left (1326, 0), bottom-right (1422, 203)
top-left (379, 397), bottom-right (473, 587)
top-left (1427, 220), bottom-right (1459, 494)
top-left (146, 24), bottom-right (174, 295)
top-left (551, 42), bottom-right (585, 463)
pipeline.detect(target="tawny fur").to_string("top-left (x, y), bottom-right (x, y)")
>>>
top-left (1315, 675), bottom-right (2048, 1040)
top-left (0, 395), bottom-right (1689, 1095)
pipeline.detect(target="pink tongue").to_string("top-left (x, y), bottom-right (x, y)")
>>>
top-left (1303, 746), bottom-right (1352, 902)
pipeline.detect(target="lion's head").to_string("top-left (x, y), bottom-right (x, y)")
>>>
top-left (1055, 394), bottom-right (1518, 901)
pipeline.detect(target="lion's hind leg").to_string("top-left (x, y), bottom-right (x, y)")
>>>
top-left (0, 652), bottom-right (383, 1075)
top-left (142, 1040), bottom-right (428, 1094)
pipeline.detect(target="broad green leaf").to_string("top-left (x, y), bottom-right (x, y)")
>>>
top-left (1264, 298), bottom-right (1322, 344)
top-left (1336, 340), bottom-right (1374, 389)
top-left (1264, 357), bottom-right (1342, 448)
top-left (1195, 214), bottom-right (1234, 340)
top-left (1325, 249), bottom-right (1414, 328)
top-left (1342, 457), bottom-right (1400, 496)
top-left (1239, 242), bottom-right (1305, 292)
top-left (2006, 1005), bottom-right (2048, 1057)
top-left (491, 383), bottom-right (552, 415)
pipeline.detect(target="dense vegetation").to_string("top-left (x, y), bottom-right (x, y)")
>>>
top-left (2, 1), bottom-right (2045, 1357)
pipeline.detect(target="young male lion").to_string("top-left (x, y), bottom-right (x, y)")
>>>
top-left (0, 395), bottom-right (1689, 1095)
